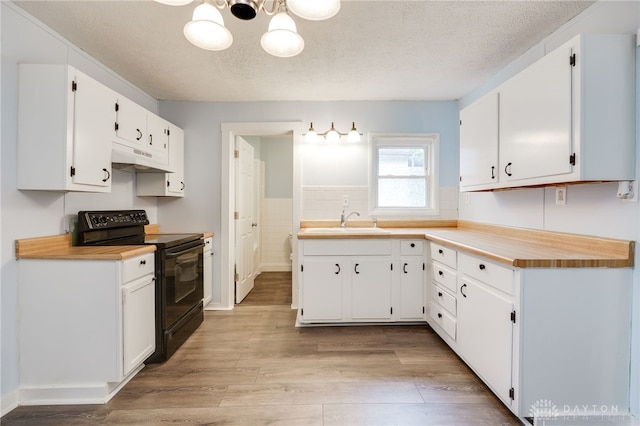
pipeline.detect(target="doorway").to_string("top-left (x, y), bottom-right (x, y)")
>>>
top-left (220, 122), bottom-right (303, 310)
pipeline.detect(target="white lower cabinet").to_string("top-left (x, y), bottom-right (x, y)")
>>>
top-left (18, 252), bottom-right (156, 404)
top-left (299, 239), bottom-right (425, 324)
top-left (426, 242), bottom-right (633, 423)
top-left (202, 236), bottom-right (213, 306)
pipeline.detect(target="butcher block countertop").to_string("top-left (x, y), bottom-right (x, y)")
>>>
top-left (298, 220), bottom-right (634, 268)
top-left (15, 234), bottom-right (155, 260)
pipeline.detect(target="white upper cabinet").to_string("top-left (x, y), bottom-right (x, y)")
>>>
top-left (500, 44), bottom-right (573, 183)
top-left (18, 64), bottom-right (114, 192)
top-left (136, 124), bottom-right (185, 197)
top-left (459, 34), bottom-right (636, 191)
top-left (459, 93), bottom-right (499, 189)
top-left (114, 97), bottom-right (170, 167)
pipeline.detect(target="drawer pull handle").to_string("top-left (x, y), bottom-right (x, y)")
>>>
top-left (479, 264), bottom-right (486, 270)
top-left (403, 263), bottom-right (408, 274)
top-left (354, 263), bottom-right (360, 274)
top-left (140, 260), bottom-right (146, 265)
top-left (437, 313), bottom-right (443, 319)
top-left (460, 283), bottom-right (467, 298)
top-left (335, 264), bottom-right (340, 275)
top-left (438, 292), bottom-right (443, 297)
top-left (410, 243), bottom-right (415, 248)
top-left (438, 249), bottom-right (443, 254)
top-left (505, 162), bottom-right (513, 177)
top-left (438, 270), bottom-right (444, 276)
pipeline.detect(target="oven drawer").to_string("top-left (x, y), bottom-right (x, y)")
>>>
top-left (122, 253), bottom-right (155, 283)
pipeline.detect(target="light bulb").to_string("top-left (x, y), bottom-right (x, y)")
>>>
top-left (305, 122), bottom-right (318, 143)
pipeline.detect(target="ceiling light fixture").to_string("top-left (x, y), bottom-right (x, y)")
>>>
top-left (156, 0), bottom-right (340, 57)
top-left (304, 122), bottom-right (361, 143)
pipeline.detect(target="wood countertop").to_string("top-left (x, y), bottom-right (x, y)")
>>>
top-left (297, 220), bottom-right (634, 268)
top-left (15, 234), bottom-right (156, 260)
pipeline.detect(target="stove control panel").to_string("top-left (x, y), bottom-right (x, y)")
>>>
top-left (78, 210), bottom-right (149, 231)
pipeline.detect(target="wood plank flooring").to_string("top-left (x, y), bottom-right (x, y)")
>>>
top-left (2, 272), bottom-right (521, 425)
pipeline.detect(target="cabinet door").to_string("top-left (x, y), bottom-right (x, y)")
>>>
top-left (71, 70), bottom-right (114, 188)
top-left (459, 93), bottom-right (499, 188)
top-left (146, 113), bottom-right (170, 165)
top-left (203, 239), bottom-right (213, 306)
top-left (122, 275), bottom-right (156, 376)
top-left (351, 258), bottom-right (392, 320)
top-left (167, 126), bottom-right (185, 195)
top-left (499, 45), bottom-right (573, 182)
top-left (301, 258), bottom-right (344, 321)
top-left (115, 96), bottom-right (147, 147)
top-left (457, 277), bottom-right (514, 405)
top-left (399, 258), bottom-right (425, 320)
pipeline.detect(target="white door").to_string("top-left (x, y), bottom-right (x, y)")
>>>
top-left (234, 136), bottom-right (255, 303)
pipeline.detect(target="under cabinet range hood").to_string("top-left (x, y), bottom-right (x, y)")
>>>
top-left (112, 140), bottom-right (175, 173)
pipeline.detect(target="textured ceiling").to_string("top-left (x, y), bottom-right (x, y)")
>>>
top-left (14, 0), bottom-right (595, 102)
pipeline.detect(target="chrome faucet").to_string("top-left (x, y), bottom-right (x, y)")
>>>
top-left (340, 209), bottom-right (360, 228)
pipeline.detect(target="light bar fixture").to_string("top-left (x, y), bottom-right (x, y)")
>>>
top-left (304, 122), bottom-right (361, 143)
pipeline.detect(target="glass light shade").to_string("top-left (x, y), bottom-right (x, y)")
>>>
top-left (347, 129), bottom-right (360, 143)
top-left (287, 0), bottom-right (341, 21)
top-left (260, 12), bottom-right (304, 58)
top-left (326, 129), bottom-right (340, 143)
top-left (305, 130), bottom-right (318, 143)
top-left (154, 0), bottom-right (193, 5)
top-left (184, 3), bottom-right (233, 51)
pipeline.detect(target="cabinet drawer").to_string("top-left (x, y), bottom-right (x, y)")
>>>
top-left (303, 239), bottom-right (392, 256)
top-left (122, 253), bottom-right (155, 283)
top-left (430, 302), bottom-right (456, 340)
top-left (431, 284), bottom-right (456, 316)
top-left (400, 240), bottom-right (424, 255)
top-left (430, 242), bottom-right (457, 269)
top-left (431, 262), bottom-right (457, 294)
top-left (459, 253), bottom-right (514, 295)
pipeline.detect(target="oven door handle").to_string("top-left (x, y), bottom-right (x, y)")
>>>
top-left (165, 242), bottom-right (205, 258)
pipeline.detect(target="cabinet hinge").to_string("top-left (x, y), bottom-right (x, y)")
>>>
top-left (167, 128), bottom-right (170, 136)
top-left (301, 265), bottom-right (304, 272)
top-left (509, 387), bottom-right (515, 400)
top-left (71, 80), bottom-right (77, 92)
top-left (390, 263), bottom-right (393, 271)
top-left (422, 263), bottom-right (425, 271)
top-left (511, 310), bottom-right (516, 323)
top-left (569, 53), bottom-right (576, 67)
top-left (459, 176), bottom-right (462, 182)
top-left (234, 272), bottom-right (239, 281)
top-left (390, 307), bottom-right (393, 315)
top-left (234, 150), bottom-right (240, 158)
top-left (114, 122), bottom-right (119, 132)
top-left (70, 166), bottom-right (76, 177)
top-left (301, 308), bottom-right (304, 316)
top-left (422, 306), bottom-right (425, 314)
top-left (459, 119), bottom-right (462, 126)
top-left (115, 102), bottom-right (119, 112)
top-left (234, 211), bottom-right (239, 220)
top-left (569, 153), bottom-right (576, 166)
top-left (167, 180), bottom-right (170, 187)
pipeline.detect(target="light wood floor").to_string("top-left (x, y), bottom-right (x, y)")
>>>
top-left (2, 272), bottom-right (521, 425)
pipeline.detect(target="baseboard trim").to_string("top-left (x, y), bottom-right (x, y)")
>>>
top-left (1, 389), bottom-right (19, 417)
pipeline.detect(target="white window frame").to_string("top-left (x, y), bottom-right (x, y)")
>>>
top-left (369, 133), bottom-right (439, 217)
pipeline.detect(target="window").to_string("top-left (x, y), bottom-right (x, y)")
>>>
top-left (370, 134), bottom-right (439, 216)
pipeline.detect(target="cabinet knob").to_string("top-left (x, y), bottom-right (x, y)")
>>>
top-left (438, 249), bottom-right (443, 254)
top-left (438, 270), bottom-right (444, 276)
top-left (479, 264), bottom-right (486, 270)
top-left (437, 313), bottom-right (443, 319)
top-left (410, 243), bottom-right (415, 248)
top-left (438, 292), bottom-right (443, 297)
top-left (140, 260), bottom-right (146, 265)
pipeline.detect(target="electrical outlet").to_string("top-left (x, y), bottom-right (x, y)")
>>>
top-left (621, 181), bottom-right (638, 203)
top-left (342, 195), bottom-right (349, 208)
top-left (555, 187), bottom-right (567, 205)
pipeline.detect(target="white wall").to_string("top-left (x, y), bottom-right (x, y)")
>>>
top-left (458, 0), bottom-right (640, 416)
top-left (1, 3), bottom-right (159, 411)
